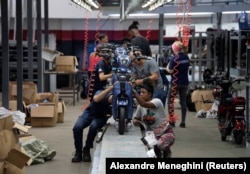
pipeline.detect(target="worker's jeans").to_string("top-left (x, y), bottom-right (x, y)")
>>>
top-left (73, 109), bottom-right (107, 151)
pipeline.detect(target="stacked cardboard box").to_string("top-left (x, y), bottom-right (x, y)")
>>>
top-left (55, 56), bottom-right (78, 72)
top-left (57, 100), bottom-right (67, 123)
top-left (9, 81), bottom-right (37, 105)
top-left (28, 92), bottom-right (60, 127)
top-left (5, 81), bottom-right (67, 127)
top-left (0, 115), bottom-right (31, 174)
top-left (0, 100), bottom-right (18, 111)
top-left (191, 89), bottom-right (214, 112)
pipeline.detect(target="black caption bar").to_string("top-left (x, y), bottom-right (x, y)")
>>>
top-left (106, 158), bottom-right (249, 174)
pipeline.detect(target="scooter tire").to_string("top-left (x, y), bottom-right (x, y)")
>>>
top-left (118, 107), bottom-right (126, 135)
top-left (221, 135), bottom-right (226, 141)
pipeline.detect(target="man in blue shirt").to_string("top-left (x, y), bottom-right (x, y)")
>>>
top-left (72, 85), bottom-right (113, 162)
top-left (166, 41), bottom-right (190, 128)
top-left (88, 45), bottom-right (112, 101)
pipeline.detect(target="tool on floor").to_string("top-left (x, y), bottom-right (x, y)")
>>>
top-left (96, 122), bottom-right (110, 143)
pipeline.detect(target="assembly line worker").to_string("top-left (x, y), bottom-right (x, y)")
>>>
top-left (129, 49), bottom-right (167, 107)
top-left (97, 33), bottom-right (109, 46)
top-left (88, 33), bottom-right (109, 78)
top-left (72, 85), bottom-right (113, 163)
top-left (88, 44), bottom-right (102, 78)
top-left (128, 20), bottom-right (152, 57)
top-left (88, 45), bottom-right (112, 101)
top-left (166, 41), bottom-right (190, 128)
top-left (132, 78), bottom-right (175, 158)
top-left (120, 37), bottom-right (131, 49)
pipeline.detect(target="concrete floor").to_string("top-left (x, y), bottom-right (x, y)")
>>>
top-left (25, 98), bottom-right (250, 174)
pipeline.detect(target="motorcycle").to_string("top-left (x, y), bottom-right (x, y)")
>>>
top-left (203, 70), bottom-right (246, 144)
top-left (110, 45), bottom-right (134, 135)
top-left (110, 45), bottom-right (151, 135)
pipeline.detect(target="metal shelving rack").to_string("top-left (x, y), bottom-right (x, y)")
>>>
top-left (229, 31), bottom-right (249, 77)
top-left (246, 45), bottom-right (250, 152)
top-left (0, 44), bottom-right (38, 84)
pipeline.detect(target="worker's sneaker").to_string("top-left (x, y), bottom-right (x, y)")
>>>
top-left (179, 123), bottom-right (186, 128)
top-left (82, 147), bottom-right (91, 162)
top-left (71, 150), bottom-right (82, 162)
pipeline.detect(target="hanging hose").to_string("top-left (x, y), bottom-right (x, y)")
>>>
top-left (182, 0), bottom-right (192, 47)
top-left (81, 11), bottom-right (90, 111)
top-left (168, 55), bottom-right (180, 123)
top-left (175, 0), bottom-right (184, 38)
top-left (94, 7), bottom-right (102, 46)
top-left (168, 0), bottom-right (191, 123)
top-left (146, 17), bottom-right (153, 40)
top-left (82, 11), bottom-right (89, 71)
top-left (82, 2), bottom-right (102, 111)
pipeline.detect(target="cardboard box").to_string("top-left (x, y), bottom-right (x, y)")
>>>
top-left (0, 100), bottom-right (17, 111)
top-left (3, 161), bottom-right (26, 174)
top-left (0, 115), bottom-right (30, 174)
top-left (55, 56), bottom-right (78, 72)
top-left (201, 103), bottom-right (213, 111)
top-left (7, 149), bottom-right (30, 169)
top-left (30, 103), bottom-right (58, 127)
top-left (9, 81), bottom-right (37, 105)
top-left (191, 89), bottom-right (214, 111)
top-left (0, 162), bottom-right (3, 174)
top-left (36, 92), bottom-right (59, 103)
top-left (57, 100), bottom-right (66, 123)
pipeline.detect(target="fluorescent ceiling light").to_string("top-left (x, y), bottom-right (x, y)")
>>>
top-left (142, 0), bottom-right (157, 8)
top-left (109, 13), bottom-right (158, 18)
top-left (222, 11), bottom-right (250, 14)
top-left (129, 13), bottom-right (159, 17)
top-left (165, 12), bottom-right (213, 16)
top-left (109, 12), bottom-right (213, 18)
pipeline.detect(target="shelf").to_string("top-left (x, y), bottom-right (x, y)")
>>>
top-left (0, 43), bottom-right (38, 87)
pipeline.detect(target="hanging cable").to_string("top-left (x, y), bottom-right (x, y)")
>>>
top-left (167, 0), bottom-right (184, 123)
top-left (82, 1), bottom-right (103, 111)
top-left (146, 17), bottom-right (153, 40)
top-left (82, 11), bottom-right (89, 71)
top-left (81, 10), bottom-right (90, 111)
top-left (94, 6), bottom-right (102, 46)
top-left (182, 0), bottom-right (192, 47)
top-left (168, 0), bottom-right (192, 123)
top-left (175, 0), bottom-right (184, 38)
top-left (168, 54), bottom-right (180, 123)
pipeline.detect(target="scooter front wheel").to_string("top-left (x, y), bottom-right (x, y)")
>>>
top-left (118, 107), bottom-right (126, 135)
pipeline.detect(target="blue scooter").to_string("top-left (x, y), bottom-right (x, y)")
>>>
top-left (111, 45), bottom-right (134, 135)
